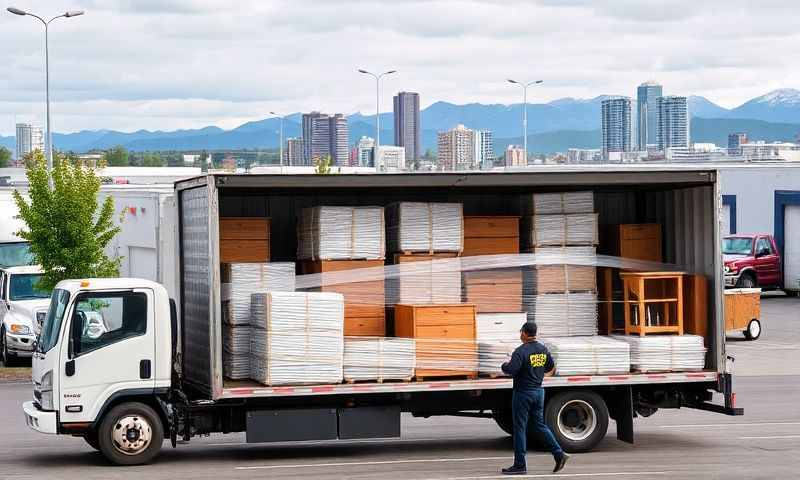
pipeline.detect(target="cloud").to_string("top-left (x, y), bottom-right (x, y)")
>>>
top-left (0, 0), bottom-right (797, 134)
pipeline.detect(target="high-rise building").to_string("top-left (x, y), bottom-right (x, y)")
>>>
top-left (728, 132), bottom-right (747, 154)
top-left (505, 145), bottom-right (526, 167)
top-left (437, 124), bottom-right (476, 170)
top-left (355, 136), bottom-right (375, 167)
top-left (375, 146), bottom-right (406, 172)
top-left (474, 130), bottom-right (495, 167)
top-left (284, 137), bottom-right (304, 166)
top-left (301, 112), bottom-right (349, 165)
top-left (636, 81), bottom-right (663, 150)
top-left (657, 96), bottom-right (690, 151)
top-left (15, 123), bottom-right (44, 160)
top-left (393, 92), bottom-right (421, 163)
top-left (601, 97), bottom-right (633, 160)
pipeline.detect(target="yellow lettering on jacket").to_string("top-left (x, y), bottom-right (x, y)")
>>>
top-left (529, 353), bottom-right (547, 368)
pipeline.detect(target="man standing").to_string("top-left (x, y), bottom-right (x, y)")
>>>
top-left (500, 322), bottom-right (569, 475)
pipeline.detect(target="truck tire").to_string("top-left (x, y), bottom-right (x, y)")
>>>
top-left (544, 390), bottom-right (609, 453)
top-left (0, 327), bottom-right (17, 367)
top-left (97, 402), bottom-right (164, 465)
top-left (744, 319), bottom-right (761, 340)
top-left (84, 429), bottom-right (101, 451)
top-left (492, 408), bottom-right (513, 436)
top-left (736, 273), bottom-right (756, 288)
top-left (784, 290), bottom-right (800, 298)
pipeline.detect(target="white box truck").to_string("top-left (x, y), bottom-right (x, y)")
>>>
top-left (23, 168), bottom-right (742, 466)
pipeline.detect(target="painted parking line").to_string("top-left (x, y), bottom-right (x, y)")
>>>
top-left (421, 472), bottom-right (669, 480)
top-left (658, 422), bottom-right (800, 429)
top-left (235, 456), bottom-right (513, 470)
top-left (738, 435), bottom-right (800, 440)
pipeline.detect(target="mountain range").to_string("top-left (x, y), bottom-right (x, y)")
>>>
top-left (1, 88), bottom-right (798, 155)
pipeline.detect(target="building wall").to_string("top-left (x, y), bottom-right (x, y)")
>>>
top-left (437, 125), bottom-right (476, 170)
top-left (601, 97), bottom-right (632, 158)
top-left (15, 123), bottom-right (44, 160)
top-left (636, 82), bottom-right (662, 150)
top-left (657, 96), bottom-right (690, 150)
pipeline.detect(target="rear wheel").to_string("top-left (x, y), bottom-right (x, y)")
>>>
top-left (743, 319), bottom-right (761, 340)
top-left (544, 390), bottom-right (609, 453)
top-left (97, 402), bottom-right (164, 465)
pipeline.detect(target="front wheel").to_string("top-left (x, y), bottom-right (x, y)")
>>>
top-left (97, 402), bottom-right (164, 465)
top-left (737, 273), bottom-right (756, 289)
top-left (744, 319), bottom-right (761, 340)
top-left (0, 329), bottom-right (15, 367)
top-left (544, 390), bottom-right (609, 453)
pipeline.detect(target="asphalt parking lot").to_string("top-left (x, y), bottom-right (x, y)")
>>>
top-left (1, 295), bottom-right (798, 480)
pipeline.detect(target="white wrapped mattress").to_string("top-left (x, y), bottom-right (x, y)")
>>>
top-left (541, 336), bottom-right (630, 376)
top-left (388, 257), bottom-right (462, 305)
top-left (222, 325), bottom-right (252, 380)
top-left (523, 191), bottom-right (595, 215)
top-left (249, 292), bottom-right (345, 385)
top-left (477, 341), bottom-right (517, 376)
top-left (387, 202), bottom-right (463, 253)
top-left (221, 262), bottom-right (296, 326)
top-left (612, 335), bottom-right (707, 372)
top-left (476, 313), bottom-right (527, 343)
top-left (297, 206), bottom-right (385, 260)
top-left (524, 292), bottom-right (598, 337)
top-left (343, 337), bottom-right (416, 382)
top-left (521, 213), bottom-right (598, 249)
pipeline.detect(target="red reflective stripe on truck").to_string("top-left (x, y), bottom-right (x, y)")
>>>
top-left (686, 373), bottom-right (709, 378)
top-left (567, 376), bottom-right (592, 382)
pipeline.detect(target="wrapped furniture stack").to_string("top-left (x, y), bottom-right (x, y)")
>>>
top-left (462, 216), bottom-right (522, 313)
top-left (343, 337), bottom-right (416, 382)
top-left (250, 291), bottom-right (345, 385)
top-left (613, 334), bottom-right (706, 372)
top-left (541, 336), bottom-right (630, 376)
top-left (386, 202), bottom-right (464, 305)
top-left (220, 217), bottom-right (270, 263)
top-left (521, 192), bottom-right (599, 338)
top-left (475, 312), bottom-right (527, 375)
top-left (394, 304), bottom-right (477, 380)
top-left (220, 262), bottom-right (295, 380)
top-left (298, 206), bottom-right (387, 336)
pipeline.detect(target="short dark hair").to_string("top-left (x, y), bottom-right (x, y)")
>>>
top-left (520, 322), bottom-right (538, 337)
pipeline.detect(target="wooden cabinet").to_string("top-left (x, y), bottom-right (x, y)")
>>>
top-left (605, 224), bottom-right (662, 262)
top-left (299, 260), bottom-right (385, 336)
top-left (463, 216), bottom-right (520, 257)
top-left (620, 271), bottom-right (685, 336)
top-left (463, 269), bottom-right (523, 313)
top-left (219, 217), bottom-right (271, 263)
top-left (394, 304), bottom-right (477, 380)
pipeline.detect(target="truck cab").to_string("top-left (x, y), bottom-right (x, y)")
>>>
top-left (723, 234), bottom-right (782, 289)
top-left (25, 278), bottom-right (173, 464)
top-left (0, 265), bottom-right (50, 364)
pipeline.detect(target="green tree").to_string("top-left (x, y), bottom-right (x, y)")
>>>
top-left (314, 155), bottom-right (332, 175)
top-left (0, 146), bottom-right (11, 167)
top-left (13, 151), bottom-right (121, 291)
top-left (142, 152), bottom-right (165, 167)
top-left (103, 145), bottom-right (129, 166)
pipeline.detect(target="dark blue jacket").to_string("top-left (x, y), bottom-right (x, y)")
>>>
top-left (501, 340), bottom-right (555, 391)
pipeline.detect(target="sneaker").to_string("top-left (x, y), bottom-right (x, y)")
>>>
top-left (553, 453), bottom-right (570, 473)
top-left (501, 464), bottom-right (527, 475)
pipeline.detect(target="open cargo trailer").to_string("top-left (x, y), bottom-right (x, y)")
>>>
top-left (172, 168), bottom-right (741, 455)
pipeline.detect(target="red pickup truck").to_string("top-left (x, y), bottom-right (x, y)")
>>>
top-left (723, 234), bottom-right (783, 289)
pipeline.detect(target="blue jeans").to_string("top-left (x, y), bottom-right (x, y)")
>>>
top-left (512, 388), bottom-right (563, 467)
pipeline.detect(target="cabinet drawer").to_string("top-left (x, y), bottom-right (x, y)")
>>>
top-left (415, 324), bottom-right (475, 340)
top-left (413, 306), bottom-right (476, 326)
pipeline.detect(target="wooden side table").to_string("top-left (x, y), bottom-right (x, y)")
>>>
top-left (620, 271), bottom-right (686, 336)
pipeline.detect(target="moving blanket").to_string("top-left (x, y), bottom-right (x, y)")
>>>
top-left (343, 337), bottom-right (416, 382)
top-left (387, 202), bottom-right (464, 253)
top-left (250, 291), bottom-right (345, 386)
top-left (297, 206), bottom-right (385, 260)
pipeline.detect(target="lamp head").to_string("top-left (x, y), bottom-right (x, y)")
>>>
top-left (7, 7), bottom-right (27, 15)
top-left (507, 79), bottom-right (519, 84)
top-left (385, 70), bottom-right (397, 75)
top-left (65, 10), bottom-right (85, 17)
top-left (535, 80), bottom-right (543, 84)
top-left (357, 69), bottom-right (369, 74)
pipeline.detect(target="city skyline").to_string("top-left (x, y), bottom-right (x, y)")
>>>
top-left (2, 1), bottom-right (797, 136)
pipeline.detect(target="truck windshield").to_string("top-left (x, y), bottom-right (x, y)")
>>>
top-left (38, 289), bottom-right (70, 354)
top-left (0, 243), bottom-right (33, 268)
top-left (9, 274), bottom-right (50, 301)
top-left (723, 237), bottom-right (753, 255)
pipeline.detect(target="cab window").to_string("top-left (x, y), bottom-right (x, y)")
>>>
top-left (755, 238), bottom-right (773, 255)
top-left (70, 292), bottom-right (148, 357)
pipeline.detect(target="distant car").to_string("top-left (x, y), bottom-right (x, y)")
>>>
top-left (0, 266), bottom-right (50, 365)
top-left (723, 234), bottom-right (783, 290)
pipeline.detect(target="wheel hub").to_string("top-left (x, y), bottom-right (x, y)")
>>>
top-left (112, 415), bottom-right (152, 456)
top-left (557, 400), bottom-right (597, 441)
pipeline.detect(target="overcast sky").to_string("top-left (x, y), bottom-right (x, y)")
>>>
top-left (1, 0), bottom-right (797, 135)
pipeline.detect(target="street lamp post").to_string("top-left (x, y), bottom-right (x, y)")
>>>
top-left (357, 69), bottom-right (396, 149)
top-left (507, 79), bottom-right (543, 163)
top-left (7, 7), bottom-right (85, 175)
top-left (269, 111), bottom-right (284, 166)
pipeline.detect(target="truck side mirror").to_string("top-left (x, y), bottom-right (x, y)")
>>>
top-left (756, 248), bottom-right (770, 258)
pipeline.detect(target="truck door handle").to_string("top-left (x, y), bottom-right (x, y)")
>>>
top-left (139, 359), bottom-right (152, 379)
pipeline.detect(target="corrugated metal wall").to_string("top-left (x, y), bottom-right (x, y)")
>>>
top-left (180, 186), bottom-right (213, 395)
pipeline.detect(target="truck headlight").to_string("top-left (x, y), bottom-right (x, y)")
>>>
top-left (39, 370), bottom-right (53, 411)
top-left (10, 324), bottom-right (31, 335)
